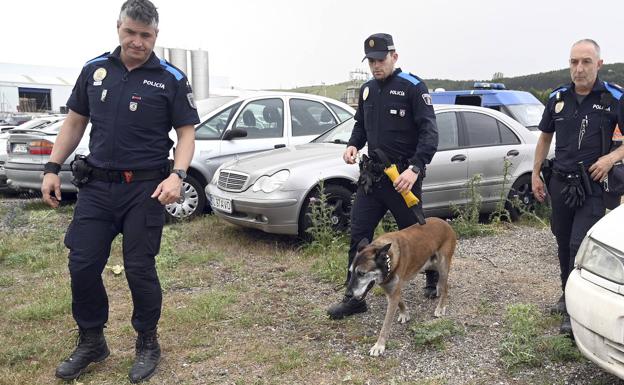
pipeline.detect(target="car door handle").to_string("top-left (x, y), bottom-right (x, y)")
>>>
top-left (451, 154), bottom-right (467, 162)
top-left (506, 149), bottom-right (520, 157)
top-left (274, 144), bottom-right (286, 149)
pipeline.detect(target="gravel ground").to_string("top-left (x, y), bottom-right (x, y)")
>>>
top-left (2, 193), bottom-right (624, 385)
top-left (328, 224), bottom-right (623, 385)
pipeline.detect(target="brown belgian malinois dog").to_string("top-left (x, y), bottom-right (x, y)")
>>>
top-left (347, 217), bottom-right (456, 356)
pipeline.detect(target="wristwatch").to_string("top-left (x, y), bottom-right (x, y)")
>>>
top-left (172, 169), bottom-right (187, 180)
top-left (408, 165), bottom-right (421, 174)
top-left (43, 161), bottom-right (62, 175)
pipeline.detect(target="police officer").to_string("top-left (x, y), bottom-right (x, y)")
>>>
top-left (327, 33), bottom-right (438, 319)
top-left (532, 39), bottom-right (624, 335)
top-left (41, 0), bottom-right (199, 382)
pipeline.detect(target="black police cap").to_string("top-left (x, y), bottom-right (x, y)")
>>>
top-left (363, 33), bottom-right (395, 61)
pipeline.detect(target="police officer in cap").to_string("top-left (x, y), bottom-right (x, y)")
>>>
top-left (532, 39), bottom-right (624, 335)
top-left (41, 0), bottom-right (199, 382)
top-left (327, 33), bottom-right (438, 319)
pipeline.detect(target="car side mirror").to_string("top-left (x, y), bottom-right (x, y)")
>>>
top-left (223, 128), bottom-right (247, 140)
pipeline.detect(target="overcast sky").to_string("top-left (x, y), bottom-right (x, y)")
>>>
top-left (2, 0), bottom-right (623, 90)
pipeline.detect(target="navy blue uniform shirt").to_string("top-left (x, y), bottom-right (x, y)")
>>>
top-left (347, 68), bottom-right (438, 169)
top-left (538, 79), bottom-right (623, 172)
top-left (67, 46), bottom-right (200, 170)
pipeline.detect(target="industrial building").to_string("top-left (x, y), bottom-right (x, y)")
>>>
top-left (0, 47), bottom-right (218, 117)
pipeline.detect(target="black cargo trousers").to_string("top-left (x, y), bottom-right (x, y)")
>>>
top-left (347, 174), bottom-right (425, 271)
top-left (64, 179), bottom-right (165, 332)
top-left (548, 174), bottom-right (605, 289)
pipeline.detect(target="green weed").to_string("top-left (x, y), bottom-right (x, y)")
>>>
top-left (409, 318), bottom-right (463, 350)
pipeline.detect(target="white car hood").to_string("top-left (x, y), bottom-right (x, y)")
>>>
top-left (586, 204), bottom-right (624, 250)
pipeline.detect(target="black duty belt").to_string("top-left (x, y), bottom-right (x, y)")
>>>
top-left (90, 167), bottom-right (168, 183)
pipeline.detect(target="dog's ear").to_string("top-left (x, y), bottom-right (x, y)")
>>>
top-left (375, 243), bottom-right (392, 261)
top-left (378, 243), bottom-right (392, 255)
top-left (356, 238), bottom-right (370, 252)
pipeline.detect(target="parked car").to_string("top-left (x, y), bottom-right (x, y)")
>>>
top-left (431, 83), bottom-right (545, 132)
top-left (566, 204), bottom-right (624, 380)
top-left (206, 104), bottom-right (552, 236)
top-left (4, 119), bottom-right (89, 193)
top-left (165, 91), bottom-right (355, 221)
top-left (3, 100), bottom-right (232, 195)
top-left (4, 116), bottom-right (68, 192)
top-left (0, 128), bottom-right (15, 191)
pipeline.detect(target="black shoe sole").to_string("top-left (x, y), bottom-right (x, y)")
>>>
top-left (55, 349), bottom-right (110, 380)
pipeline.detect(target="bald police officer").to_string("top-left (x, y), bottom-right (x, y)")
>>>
top-left (327, 33), bottom-right (438, 319)
top-left (41, 0), bottom-right (198, 382)
top-left (532, 39), bottom-right (624, 335)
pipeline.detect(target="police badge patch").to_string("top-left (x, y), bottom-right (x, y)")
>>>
top-left (129, 101), bottom-right (138, 111)
top-left (363, 86), bottom-right (369, 101)
top-left (399, 109), bottom-right (406, 117)
top-left (187, 93), bottom-right (197, 109)
top-left (422, 93), bottom-right (433, 106)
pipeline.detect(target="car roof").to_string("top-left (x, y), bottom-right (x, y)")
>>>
top-left (431, 90), bottom-right (542, 106)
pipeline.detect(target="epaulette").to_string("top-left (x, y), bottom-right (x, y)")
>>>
top-left (397, 72), bottom-right (421, 86)
top-left (604, 82), bottom-right (623, 100)
top-left (549, 85), bottom-right (568, 100)
top-left (83, 52), bottom-right (110, 67)
top-left (159, 58), bottom-right (183, 81)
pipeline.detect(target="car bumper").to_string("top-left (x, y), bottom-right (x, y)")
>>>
top-left (205, 183), bottom-right (303, 235)
top-left (566, 268), bottom-right (624, 380)
top-left (5, 162), bottom-right (77, 193)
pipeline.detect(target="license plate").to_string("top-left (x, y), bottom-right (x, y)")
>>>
top-left (11, 143), bottom-right (27, 153)
top-left (211, 194), bottom-right (232, 213)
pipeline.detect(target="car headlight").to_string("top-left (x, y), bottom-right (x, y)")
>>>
top-left (251, 170), bottom-right (290, 193)
top-left (576, 236), bottom-right (624, 284)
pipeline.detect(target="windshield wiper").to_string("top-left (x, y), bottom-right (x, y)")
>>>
top-left (330, 139), bottom-right (349, 144)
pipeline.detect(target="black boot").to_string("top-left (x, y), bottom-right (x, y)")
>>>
top-left (129, 328), bottom-right (161, 383)
top-left (423, 270), bottom-right (439, 298)
top-left (55, 327), bottom-right (110, 380)
top-left (550, 293), bottom-right (566, 315)
top-left (560, 313), bottom-right (573, 336)
top-left (327, 296), bottom-right (367, 320)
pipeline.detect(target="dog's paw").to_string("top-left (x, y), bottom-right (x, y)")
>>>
top-left (397, 312), bottom-right (410, 324)
top-left (434, 306), bottom-right (447, 317)
top-left (369, 343), bottom-right (385, 356)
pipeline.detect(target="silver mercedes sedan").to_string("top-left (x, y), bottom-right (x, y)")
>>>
top-left (206, 104), bottom-right (550, 237)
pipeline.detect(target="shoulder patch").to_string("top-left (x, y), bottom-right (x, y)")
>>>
top-left (397, 72), bottom-right (421, 86)
top-left (159, 59), bottom-right (183, 81)
top-left (83, 52), bottom-right (110, 67)
top-left (549, 85), bottom-right (568, 99)
top-left (604, 82), bottom-right (623, 100)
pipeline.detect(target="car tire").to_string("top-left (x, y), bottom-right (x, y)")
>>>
top-left (165, 175), bottom-right (206, 222)
top-left (298, 184), bottom-right (353, 239)
top-left (506, 174), bottom-right (534, 222)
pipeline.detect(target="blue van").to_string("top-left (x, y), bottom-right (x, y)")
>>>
top-left (431, 83), bottom-right (544, 130)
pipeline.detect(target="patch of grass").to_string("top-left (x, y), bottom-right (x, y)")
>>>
top-left (450, 174), bottom-right (499, 238)
top-left (9, 283), bottom-right (71, 321)
top-left (182, 250), bottom-right (225, 265)
top-left (409, 318), bottom-right (463, 350)
top-left (0, 275), bottom-right (16, 288)
top-left (171, 288), bottom-right (237, 324)
top-left (500, 303), bottom-right (581, 372)
top-left (310, 244), bottom-right (348, 285)
top-left (326, 354), bottom-right (349, 370)
top-left (269, 347), bottom-right (307, 376)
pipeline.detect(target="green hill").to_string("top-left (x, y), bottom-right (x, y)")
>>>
top-left (283, 63), bottom-right (624, 105)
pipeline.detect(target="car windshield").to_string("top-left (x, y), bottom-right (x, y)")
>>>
top-left (196, 96), bottom-right (237, 118)
top-left (313, 118), bottom-right (355, 144)
top-left (504, 104), bottom-right (544, 130)
top-left (16, 118), bottom-right (61, 130)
